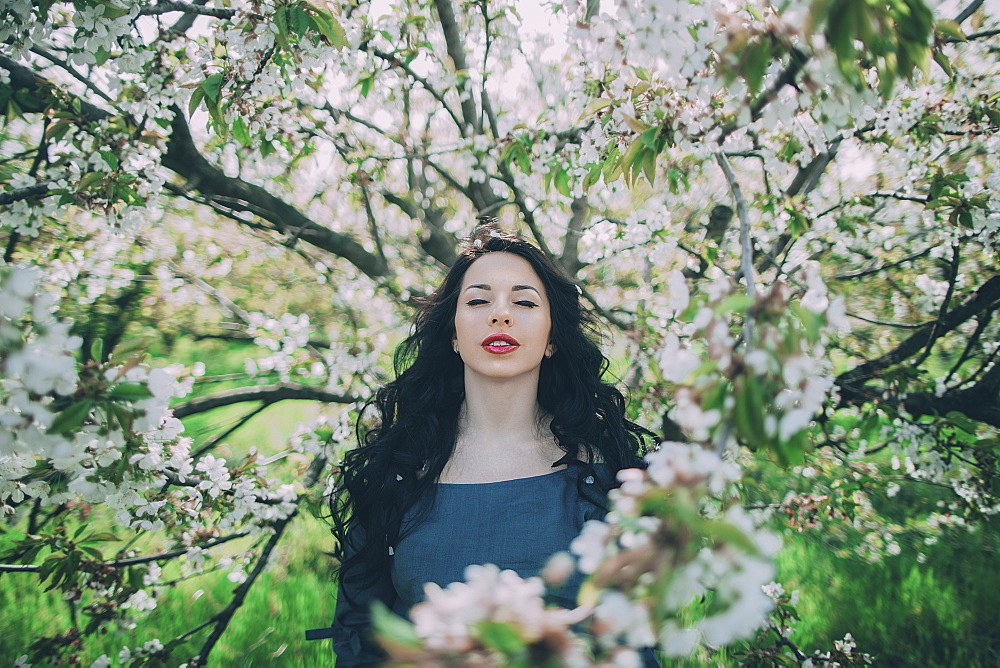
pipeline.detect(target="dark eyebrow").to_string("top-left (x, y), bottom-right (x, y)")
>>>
top-left (463, 283), bottom-right (541, 296)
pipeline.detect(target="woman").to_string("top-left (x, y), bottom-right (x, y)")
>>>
top-left (308, 224), bottom-right (653, 665)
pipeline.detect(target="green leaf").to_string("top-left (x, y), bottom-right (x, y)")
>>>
top-left (935, 18), bottom-right (965, 41)
top-left (742, 39), bottom-right (770, 95)
top-left (357, 73), bottom-right (374, 98)
top-left (206, 96), bottom-right (227, 139)
top-left (620, 140), bottom-right (645, 186)
top-left (631, 81), bottom-right (651, 99)
top-left (371, 600), bottom-right (421, 648)
top-left (90, 337), bottom-right (104, 363)
top-left (578, 98), bottom-right (612, 121)
top-left (289, 6), bottom-right (311, 36)
top-left (582, 163), bottom-right (602, 192)
top-left (477, 620), bottom-right (526, 654)
top-left (48, 400), bottom-right (95, 435)
top-left (201, 73), bottom-right (225, 104)
top-left (642, 148), bottom-right (656, 185)
top-left (188, 86), bottom-right (205, 117)
top-left (640, 126), bottom-right (660, 150)
top-left (99, 150), bottom-right (119, 171)
top-left (274, 6), bottom-right (293, 52)
top-left (601, 147), bottom-right (622, 184)
top-left (81, 545), bottom-right (104, 560)
top-left (45, 119), bottom-right (72, 142)
top-left (109, 383), bottom-right (153, 401)
top-left (77, 172), bottom-right (106, 191)
top-left (93, 46), bottom-right (111, 67)
top-left (554, 168), bottom-right (571, 197)
top-left (309, 9), bottom-right (347, 48)
top-left (232, 115), bottom-right (252, 147)
top-left (734, 379), bottom-right (768, 451)
top-left (89, 0), bottom-right (127, 19)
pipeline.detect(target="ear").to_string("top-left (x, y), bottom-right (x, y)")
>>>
top-left (453, 338), bottom-right (460, 354)
top-left (545, 344), bottom-right (556, 358)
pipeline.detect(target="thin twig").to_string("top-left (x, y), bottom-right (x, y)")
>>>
top-left (189, 455), bottom-right (326, 666)
top-left (846, 312), bottom-right (936, 329)
top-left (834, 249), bottom-right (931, 281)
top-left (30, 46), bottom-right (116, 106)
top-left (169, 263), bottom-right (252, 323)
top-left (714, 151), bottom-right (756, 344)
top-left (190, 403), bottom-right (270, 460)
top-left (0, 532), bottom-right (250, 573)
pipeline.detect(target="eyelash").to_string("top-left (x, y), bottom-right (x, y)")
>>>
top-left (464, 299), bottom-right (539, 308)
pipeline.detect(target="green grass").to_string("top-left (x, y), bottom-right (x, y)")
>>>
top-left (0, 513), bottom-right (339, 666)
top-left (5, 519), bottom-right (999, 666)
top-left (777, 520), bottom-right (1000, 667)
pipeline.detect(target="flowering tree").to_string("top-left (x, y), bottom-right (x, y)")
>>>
top-left (0, 0), bottom-right (997, 665)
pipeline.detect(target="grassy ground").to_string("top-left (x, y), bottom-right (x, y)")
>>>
top-left (4, 516), bottom-right (997, 666)
top-left (0, 513), bottom-right (338, 666)
top-left (776, 517), bottom-right (1000, 667)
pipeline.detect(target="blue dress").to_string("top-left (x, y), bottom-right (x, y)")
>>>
top-left (307, 463), bottom-right (657, 666)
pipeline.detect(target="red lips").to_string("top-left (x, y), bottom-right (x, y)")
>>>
top-left (481, 333), bottom-right (520, 354)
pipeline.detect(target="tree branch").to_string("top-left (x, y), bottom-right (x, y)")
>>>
top-left (716, 48), bottom-right (810, 144)
top-left (189, 454), bottom-right (326, 666)
top-left (381, 191), bottom-right (457, 266)
top-left (0, 58), bottom-right (391, 282)
top-left (560, 196), bottom-right (588, 275)
top-left (943, 311), bottom-right (992, 386)
top-left (838, 274), bottom-right (1000, 386)
top-left (0, 532), bottom-right (250, 573)
top-left (432, 0), bottom-right (479, 134)
top-left (191, 403), bottom-right (270, 460)
top-left (715, 151), bottom-right (756, 344)
top-left (912, 244), bottom-right (961, 367)
top-left (138, 2), bottom-right (238, 18)
top-left (0, 181), bottom-right (53, 206)
top-left (162, 110), bottom-right (390, 280)
top-left (0, 55), bottom-right (111, 124)
top-left (170, 264), bottom-right (252, 323)
top-left (366, 47), bottom-right (465, 133)
top-left (834, 249), bottom-right (931, 281)
top-left (954, 0), bottom-right (984, 24)
top-left (172, 383), bottom-right (358, 418)
top-left (29, 46), bottom-right (116, 106)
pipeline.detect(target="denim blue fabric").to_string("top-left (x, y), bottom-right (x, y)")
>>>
top-left (309, 463), bottom-right (658, 666)
top-left (391, 466), bottom-right (606, 613)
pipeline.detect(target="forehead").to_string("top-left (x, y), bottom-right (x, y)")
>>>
top-left (461, 252), bottom-right (545, 291)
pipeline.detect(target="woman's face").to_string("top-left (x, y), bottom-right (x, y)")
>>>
top-left (452, 252), bottom-right (553, 383)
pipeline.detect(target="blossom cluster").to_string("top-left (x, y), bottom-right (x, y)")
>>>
top-left (401, 564), bottom-right (592, 666)
top-left (660, 272), bottom-right (844, 463)
top-left (574, 442), bottom-right (779, 656)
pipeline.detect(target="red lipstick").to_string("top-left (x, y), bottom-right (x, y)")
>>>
top-left (481, 333), bottom-right (520, 354)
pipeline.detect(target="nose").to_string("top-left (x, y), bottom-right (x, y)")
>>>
top-left (489, 302), bottom-right (512, 326)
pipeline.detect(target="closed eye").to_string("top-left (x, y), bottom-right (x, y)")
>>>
top-left (466, 299), bottom-right (488, 306)
top-left (515, 300), bottom-right (539, 308)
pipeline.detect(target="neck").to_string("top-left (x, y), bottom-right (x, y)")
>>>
top-left (457, 369), bottom-right (547, 449)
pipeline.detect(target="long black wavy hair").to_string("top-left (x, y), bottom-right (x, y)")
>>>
top-left (330, 223), bottom-right (652, 586)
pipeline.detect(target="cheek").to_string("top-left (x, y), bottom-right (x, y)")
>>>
top-left (453, 312), bottom-right (472, 343)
